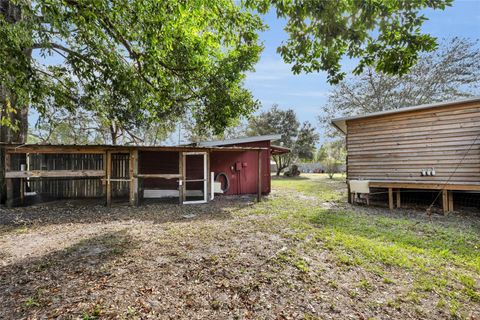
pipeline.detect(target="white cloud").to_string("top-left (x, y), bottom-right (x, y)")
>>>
top-left (286, 91), bottom-right (331, 98)
top-left (246, 58), bottom-right (293, 82)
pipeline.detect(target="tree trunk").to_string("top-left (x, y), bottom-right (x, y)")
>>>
top-left (0, 0), bottom-right (29, 205)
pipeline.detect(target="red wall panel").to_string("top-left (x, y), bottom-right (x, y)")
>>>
top-left (210, 141), bottom-right (271, 195)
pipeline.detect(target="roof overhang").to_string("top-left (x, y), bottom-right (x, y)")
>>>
top-left (330, 96), bottom-right (480, 135)
top-left (270, 145), bottom-right (291, 155)
top-left (1, 144), bottom-right (269, 154)
top-left (196, 134), bottom-right (282, 147)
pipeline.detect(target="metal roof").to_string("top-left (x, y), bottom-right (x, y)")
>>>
top-left (1, 143), bottom-right (269, 153)
top-left (331, 96), bottom-right (480, 134)
top-left (196, 134), bottom-right (282, 147)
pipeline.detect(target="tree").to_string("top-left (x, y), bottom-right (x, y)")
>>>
top-left (1, 0), bottom-right (264, 139)
top-left (0, 0), bottom-right (264, 201)
top-left (29, 107), bottom-right (175, 145)
top-left (294, 122), bottom-right (319, 161)
top-left (181, 113), bottom-right (248, 144)
top-left (318, 140), bottom-right (346, 179)
top-left (321, 38), bottom-right (480, 137)
top-left (247, 105), bottom-right (319, 175)
top-left (249, 0), bottom-right (453, 84)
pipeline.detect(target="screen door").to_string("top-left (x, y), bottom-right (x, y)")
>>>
top-left (183, 152), bottom-right (208, 204)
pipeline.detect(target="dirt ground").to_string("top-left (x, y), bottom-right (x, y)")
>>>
top-left (1, 175), bottom-right (479, 319)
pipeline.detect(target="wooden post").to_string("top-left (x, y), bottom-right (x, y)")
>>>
top-left (178, 152), bottom-right (184, 204)
top-left (448, 190), bottom-right (454, 213)
top-left (206, 152), bottom-right (211, 202)
top-left (105, 151), bottom-right (112, 207)
top-left (388, 188), bottom-right (394, 210)
top-left (396, 189), bottom-right (401, 208)
top-left (347, 182), bottom-right (352, 204)
top-left (256, 150), bottom-right (262, 202)
top-left (442, 189), bottom-right (449, 215)
top-left (5, 152), bottom-right (13, 208)
top-left (129, 150), bottom-right (138, 206)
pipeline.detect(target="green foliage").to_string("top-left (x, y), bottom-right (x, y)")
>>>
top-left (247, 0), bottom-right (453, 84)
top-left (248, 105), bottom-right (319, 174)
top-left (317, 139), bottom-right (346, 178)
top-left (24, 297), bottom-right (39, 308)
top-left (1, 0), bottom-right (265, 137)
top-left (294, 122), bottom-right (319, 161)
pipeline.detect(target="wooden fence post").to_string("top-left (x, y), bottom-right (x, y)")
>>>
top-left (129, 150), bottom-right (138, 206)
top-left (105, 151), bottom-right (112, 207)
top-left (257, 150), bottom-right (262, 202)
top-left (178, 152), bottom-right (184, 204)
top-left (442, 189), bottom-right (449, 215)
top-left (388, 188), bottom-right (393, 210)
top-left (5, 152), bottom-right (13, 208)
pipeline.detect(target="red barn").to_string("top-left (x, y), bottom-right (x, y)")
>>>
top-left (1, 135), bottom-right (289, 207)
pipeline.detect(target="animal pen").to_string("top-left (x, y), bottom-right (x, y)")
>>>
top-left (332, 97), bottom-right (480, 214)
top-left (1, 135), bottom-right (287, 208)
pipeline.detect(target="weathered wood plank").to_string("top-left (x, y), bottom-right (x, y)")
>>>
top-left (5, 170), bottom-right (104, 178)
top-left (137, 173), bottom-right (181, 179)
top-left (368, 181), bottom-right (480, 191)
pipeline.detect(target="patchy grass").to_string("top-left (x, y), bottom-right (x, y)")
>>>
top-left (1, 173), bottom-right (479, 319)
top-left (267, 174), bottom-right (480, 318)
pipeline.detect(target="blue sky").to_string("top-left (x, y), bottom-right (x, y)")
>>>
top-left (245, 0), bottom-right (480, 137)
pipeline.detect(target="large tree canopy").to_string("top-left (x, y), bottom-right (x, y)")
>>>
top-left (0, 0), bottom-right (264, 143)
top-left (249, 0), bottom-right (453, 84)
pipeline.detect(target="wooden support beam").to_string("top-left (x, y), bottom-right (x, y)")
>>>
top-left (369, 181), bottom-right (480, 192)
top-left (178, 152), bottom-right (184, 204)
top-left (396, 189), bottom-right (401, 208)
top-left (206, 152), bottom-right (211, 202)
top-left (257, 150), bottom-right (262, 202)
top-left (129, 150), bottom-right (139, 206)
top-left (347, 183), bottom-right (352, 204)
top-left (106, 151), bottom-right (112, 207)
top-left (388, 188), bottom-right (394, 210)
top-left (448, 191), bottom-right (454, 213)
top-left (137, 173), bottom-right (181, 179)
top-left (5, 152), bottom-right (13, 208)
top-left (442, 189), bottom-right (449, 215)
top-left (5, 170), bottom-right (104, 178)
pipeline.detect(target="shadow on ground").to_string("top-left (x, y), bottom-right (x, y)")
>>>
top-left (0, 195), bottom-right (256, 233)
top-left (0, 230), bottom-right (135, 319)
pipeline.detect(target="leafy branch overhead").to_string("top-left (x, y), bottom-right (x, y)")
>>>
top-left (247, 0), bottom-right (453, 84)
top-left (0, 0), bottom-right (265, 138)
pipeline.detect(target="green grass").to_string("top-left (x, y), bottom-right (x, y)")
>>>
top-left (260, 174), bottom-right (480, 317)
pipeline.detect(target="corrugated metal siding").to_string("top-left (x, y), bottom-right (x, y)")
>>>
top-left (346, 101), bottom-right (480, 183)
